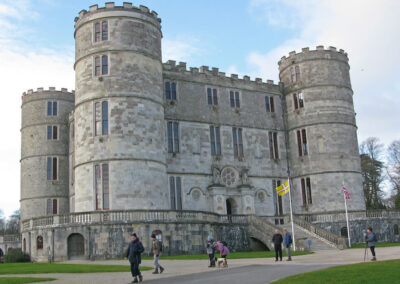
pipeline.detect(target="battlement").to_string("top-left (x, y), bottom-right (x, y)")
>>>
top-left (278, 45), bottom-right (348, 70)
top-left (74, 2), bottom-right (161, 26)
top-left (162, 60), bottom-right (276, 87)
top-left (22, 87), bottom-right (75, 99)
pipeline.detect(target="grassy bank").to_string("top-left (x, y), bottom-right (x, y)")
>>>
top-left (349, 242), bottom-right (400, 249)
top-left (0, 278), bottom-right (56, 284)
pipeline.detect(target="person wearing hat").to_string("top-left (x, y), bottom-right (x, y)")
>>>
top-left (151, 234), bottom-right (164, 274)
top-left (206, 235), bottom-right (216, 267)
top-left (125, 233), bottom-right (145, 283)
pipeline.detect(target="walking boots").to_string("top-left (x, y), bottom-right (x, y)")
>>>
top-left (152, 268), bottom-right (159, 274)
top-left (160, 266), bottom-right (164, 273)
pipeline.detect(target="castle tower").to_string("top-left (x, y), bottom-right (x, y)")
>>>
top-left (20, 88), bottom-right (74, 221)
top-left (73, 3), bottom-right (168, 211)
top-left (278, 46), bottom-right (365, 213)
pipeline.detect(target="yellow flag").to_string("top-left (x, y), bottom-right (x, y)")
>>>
top-left (275, 179), bottom-right (290, 196)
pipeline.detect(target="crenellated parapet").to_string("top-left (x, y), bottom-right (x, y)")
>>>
top-left (22, 87), bottom-right (75, 100)
top-left (278, 45), bottom-right (349, 71)
top-left (74, 2), bottom-right (161, 29)
top-left (163, 60), bottom-right (277, 89)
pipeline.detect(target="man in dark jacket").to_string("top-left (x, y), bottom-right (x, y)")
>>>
top-left (366, 227), bottom-right (377, 261)
top-left (272, 229), bottom-right (283, 261)
top-left (125, 233), bottom-right (144, 283)
top-left (283, 229), bottom-right (292, 261)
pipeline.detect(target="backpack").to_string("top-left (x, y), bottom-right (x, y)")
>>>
top-left (137, 241), bottom-right (145, 254)
top-left (221, 241), bottom-right (228, 247)
top-left (158, 241), bottom-right (163, 252)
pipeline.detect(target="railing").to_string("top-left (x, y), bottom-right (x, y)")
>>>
top-left (21, 210), bottom-right (251, 231)
top-left (292, 215), bottom-right (345, 249)
top-left (296, 209), bottom-right (400, 223)
top-left (2, 234), bottom-right (21, 243)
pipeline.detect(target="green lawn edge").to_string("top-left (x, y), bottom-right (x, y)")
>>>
top-left (0, 263), bottom-right (152, 275)
top-left (0, 277), bottom-right (56, 284)
top-left (271, 259), bottom-right (400, 284)
top-left (349, 242), bottom-right (400, 249)
top-left (141, 250), bottom-right (312, 260)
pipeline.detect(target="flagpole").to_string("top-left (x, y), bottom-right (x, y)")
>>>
top-left (288, 178), bottom-right (296, 251)
top-left (343, 181), bottom-right (351, 248)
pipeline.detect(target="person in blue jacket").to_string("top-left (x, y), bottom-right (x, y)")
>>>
top-left (366, 227), bottom-right (378, 261)
top-left (283, 229), bottom-right (292, 261)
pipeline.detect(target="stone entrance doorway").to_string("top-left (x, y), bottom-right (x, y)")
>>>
top-left (67, 233), bottom-right (85, 259)
top-left (226, 198), bottom-right (238, 215)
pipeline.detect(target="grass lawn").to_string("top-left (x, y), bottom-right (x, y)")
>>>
top-left (0, 278), bottom-right (56, 283)
top-left (0, 263), bottom-right (151, 275)
top-left (350, 242), bottom-right (400, 249)
top-left (271, 259), bottom-right (400, 284)
top-left (141, 250), bottom-right (312, 260)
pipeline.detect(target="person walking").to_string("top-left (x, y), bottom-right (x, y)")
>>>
top-left (125, 233), bottom-right (145, 283)
top-left (151, 234), bottom-right (164, 274)
top-left (206, 236), bottom-right (215, 267)
top-left (283, 229), bottom-right (292, 261)
top-left (272, 229), bottom-right (283, 261)
top-left (366, 227), bottom-right (378, 261)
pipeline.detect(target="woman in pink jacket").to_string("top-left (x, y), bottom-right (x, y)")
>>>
top-left (214, 241), bottom-right (230, 263)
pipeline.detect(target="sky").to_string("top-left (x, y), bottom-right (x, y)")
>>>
top-left (0, 0), bottom-right (399, 217)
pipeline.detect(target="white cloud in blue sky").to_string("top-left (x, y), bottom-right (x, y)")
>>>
top-left (0, 0), bottom-right (399, 216)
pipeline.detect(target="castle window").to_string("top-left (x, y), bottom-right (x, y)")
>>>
top-left (394, 224), bottom-right (399, 235)
top-left (46, 199), bottom-right (58, 215)
top-left (165, 81), bottom-right (177, 100)
top-left (295, 66), bottom-right (301, 81)
top-left (210, 126), bottom-right (221, 156)
top-left (167, 122), bottom-right (179, 153)
top-left (47, 101), bottom-right (57, 116)
top-left (94, 21), bottom-right (108, 42)
top-left (47, 125), bottom-right (58, 140)
top-left (293, 93), bottom-right (304, 109)
top-left (301, 177), bottom-right (312, 205)
top-left (94, 55), bottom-right (108, 76)
top-left (296, 129), bottom-right (308, 156)
top-left (47, 157), bottom-right (58, 180)
top-left (272, 180), bottom-right (284, 224)
top-left (37, 236), bottom-right (43, 250)
top-left (269, 132), bottom-right (279, 159)
top-left (290, 67), bottom-right (295, 83)
top-left (169, 176), bottom-right (182, 210)
top-left (230, 91), bottom-right (240, 108)
top-left (94, 163), bottom-right (109, 210)
top-left (265, 96), bottom-right (275, 112)
top-left (207, 88), bottom-right (218, 105)
top-left (95, 101), bottom-right (108, 136)
top-left (232, 127), bottom-right (244, 158)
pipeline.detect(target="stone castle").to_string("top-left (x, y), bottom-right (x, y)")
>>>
top-left (19, 3), bottom-right (398, 262)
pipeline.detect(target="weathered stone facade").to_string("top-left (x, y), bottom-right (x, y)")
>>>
top-left (19, 3), bottom-right (375, 262)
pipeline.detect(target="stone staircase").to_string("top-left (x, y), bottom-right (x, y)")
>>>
top-left (247, 215), bottom-right (345, 251)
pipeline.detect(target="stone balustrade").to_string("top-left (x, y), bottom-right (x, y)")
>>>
top-left (296, 209), bottom-right (400, 223)
top-left (22, 210), bottom-right (250, 231)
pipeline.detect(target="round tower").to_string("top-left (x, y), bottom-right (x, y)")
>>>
top-left (20, 88), bottom-right (75, 222)
top-left (278, 46), bottom-right (365, 213)
top-left (73, 3), bottom-right (168, 212)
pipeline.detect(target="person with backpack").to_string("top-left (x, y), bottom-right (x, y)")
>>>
top-left (283, 229), bottom-right (292, 261)
top-left (151, 234), bottom-right (164, 274)
top-left (206, 235), bottom-right (216, 267)
top-left (272, 229), bottom-right (283, 261)
top-left (366, 227), bottom-right (378, 261)
top-left (125, 233), bottom-right (145, 283)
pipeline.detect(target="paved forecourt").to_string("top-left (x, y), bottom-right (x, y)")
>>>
top-left (3, 247), bottom-right (400, 284)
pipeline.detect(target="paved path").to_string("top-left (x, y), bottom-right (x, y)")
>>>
top-left (3, 247), bottom-right (400, 284)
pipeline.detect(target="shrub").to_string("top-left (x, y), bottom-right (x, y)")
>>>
top-left (4, 249), bottom-right (31, 263)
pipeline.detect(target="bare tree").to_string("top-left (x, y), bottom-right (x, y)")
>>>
top-left (360, 137), bottom-right (386, 209)
top-left (387, 140), bottom-right (400, 208)
top-left (5, 209), bottom-right (20, 235)
top-left (0, 209), bottom-right (5, 234)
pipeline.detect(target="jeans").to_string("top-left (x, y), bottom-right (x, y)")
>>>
top-left (208, 253), bottom-right (215, 266)
top-left (286, 244), bottom-right (292, 258)
top-left (130, 259), bottom-right (141, 278)
top-left (154, 254), bottom-right (161, 268)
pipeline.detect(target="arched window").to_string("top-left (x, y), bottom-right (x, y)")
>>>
top-left (37, 236), bottom-right (43, 250)
top-left (394, 224), bottom-right (399, 235)
top-left (340, 227), bottom-right (348, 237)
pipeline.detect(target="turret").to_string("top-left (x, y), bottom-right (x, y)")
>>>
top-left (20, 88), bottom-right (74, 221)
top-left (279, 46), bottom-right (365, 213)
top-left (73, 3), bottom-right (168, 211)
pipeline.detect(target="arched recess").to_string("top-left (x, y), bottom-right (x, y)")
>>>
top-left (340, 227), bottom-right (348, 237)
top-left (226, 198), bottom-right (238, 215)
top-left (67, 233), bottom-right (85, 259)
top-left (249, 237), bottom-right (270, 251)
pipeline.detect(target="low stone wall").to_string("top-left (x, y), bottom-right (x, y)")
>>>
top-left (0, 235), bottom-right (21, 254)
top-left (21, 210), bottom-right (252, 262)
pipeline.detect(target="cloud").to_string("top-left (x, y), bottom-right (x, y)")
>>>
top-left (162, 36), bottom-right (202, 64)
top-left (247, 0), bottom-right (400, 146)
top-left (0, 0), bottom-right (74, 217)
